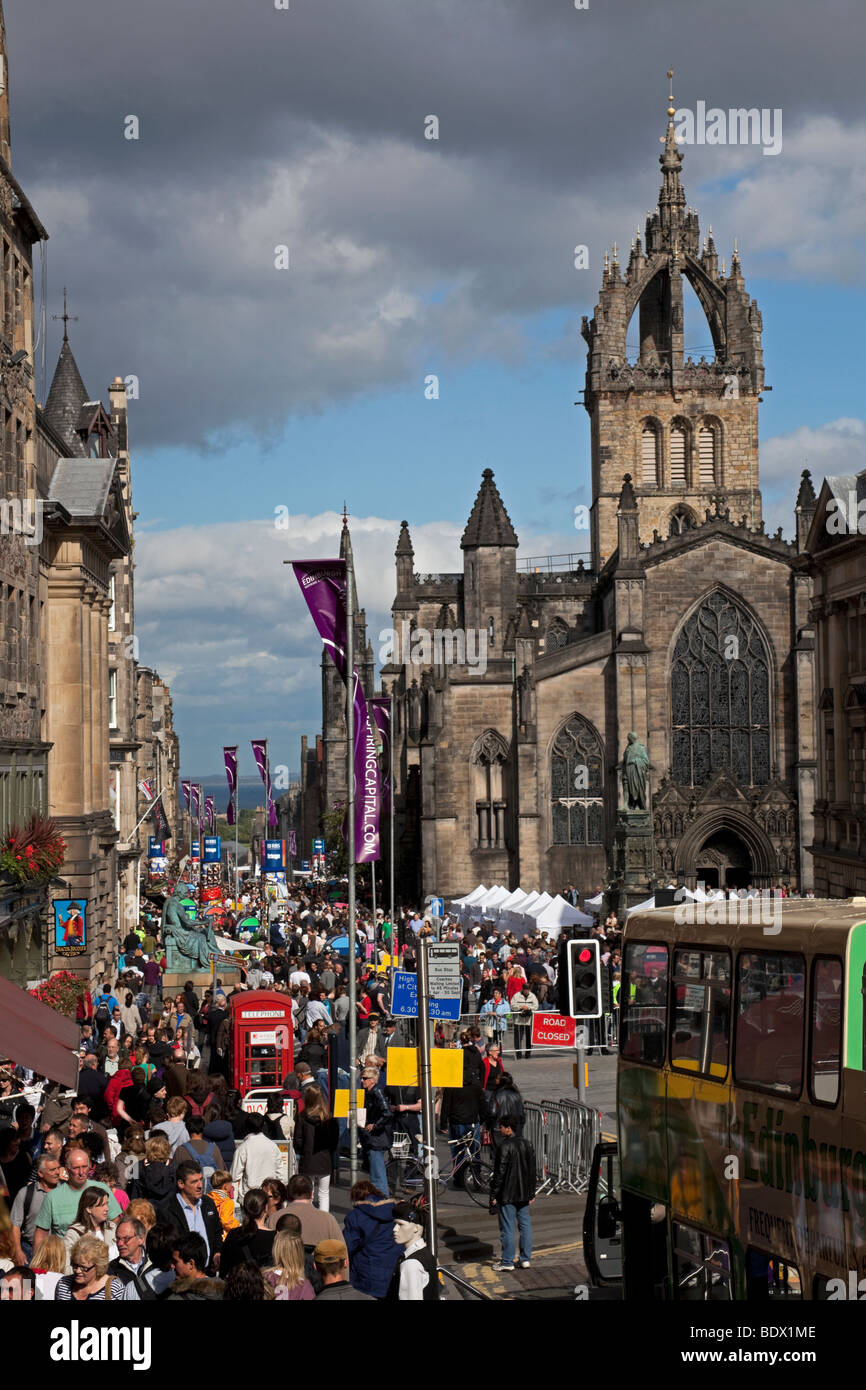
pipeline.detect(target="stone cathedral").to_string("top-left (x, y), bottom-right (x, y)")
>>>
top-left (302, 94), bottom-right (817, 907)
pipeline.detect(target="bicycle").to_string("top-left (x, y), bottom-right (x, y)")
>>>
top-left (385, 1128), bottom-right (495, 1207)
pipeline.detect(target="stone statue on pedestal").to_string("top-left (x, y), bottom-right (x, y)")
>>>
top-left (161, 882), bottom-right (219, 971)
top-left (622, 731), bottom-right (649, 810)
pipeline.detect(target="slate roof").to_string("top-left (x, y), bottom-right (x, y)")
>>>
top-left (43, 341), bottom-right (89, 456)
top-left (48, 458), bottom-right (116, 517)
top-left (461, 469), bottom-right (518, 549)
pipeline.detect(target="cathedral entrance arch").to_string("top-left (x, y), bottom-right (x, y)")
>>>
top-left (694, 829), bottom-right (752, 889)
top-left (674, 810), bottom-right (777, 889)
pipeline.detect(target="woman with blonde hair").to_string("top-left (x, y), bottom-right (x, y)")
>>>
top-left (125, 1198), bottom-right (156, 1233)
top-left (63, 1188), bottom-right (117, 1271)
top-left (263, 1228), bottom-right (314, 1301)
top-left (54, 1235), bottom-right (134, 1301)
top-left (29, 1233), bottom-right (66, 1300)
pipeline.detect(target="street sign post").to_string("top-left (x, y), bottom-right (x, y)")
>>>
top-left (391, 970), bottom-right (460, 1021)
top-left (426, 943), bottom-right (461, 999)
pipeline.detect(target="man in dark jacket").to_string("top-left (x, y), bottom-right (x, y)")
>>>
top-left (359, 1067), bottom-right (393, 1195)
top-left (341, 1180), bottom-right (400, 1297)
top-left (489, 1115), bottom-right (536, 1273)
top-left (313, 1238), bottom-right (374, 1300)
top-left (157, 1160), bottom-right (224, 1274)
top-left (439, 1075), bottom-right (482, 1188)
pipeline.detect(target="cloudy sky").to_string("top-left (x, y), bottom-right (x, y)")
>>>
top-left (8, 0), bottom-right (865, 782)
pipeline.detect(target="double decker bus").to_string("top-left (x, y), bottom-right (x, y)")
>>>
top-left (584, 898), bottom-right (866, 1300)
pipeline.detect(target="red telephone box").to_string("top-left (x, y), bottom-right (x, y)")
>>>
top-left (228, 990), bottom-right (294, 1097)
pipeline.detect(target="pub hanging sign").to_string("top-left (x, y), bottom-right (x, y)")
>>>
top-left (54, 899), bottom-right (87, 957)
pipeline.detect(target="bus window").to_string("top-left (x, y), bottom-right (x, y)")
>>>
top-left (671, 948), bottom-right (731, 1079)
top-left (621, 943), bottom-right (668, 1066)
top-left (735, 952), bottom-right (805, 1096)
top-left (745, 1249), bottom-right (802, 1299)
top-left (811, 957), bottom-right (842, 1106)
top-left (673, 1223), bottom-right (732, 1301)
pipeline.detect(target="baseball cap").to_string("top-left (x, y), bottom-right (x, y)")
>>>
top-left (313, 1239), bottom-right (347, 1262)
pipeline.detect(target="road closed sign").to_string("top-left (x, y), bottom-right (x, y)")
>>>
top-left (531, 1012), bottom-right (577, 1048)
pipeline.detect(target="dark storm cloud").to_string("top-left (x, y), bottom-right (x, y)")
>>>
top-left (5, 0), bottom-right (865, 447)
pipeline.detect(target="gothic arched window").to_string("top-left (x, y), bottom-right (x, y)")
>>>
top-left (641, 420), bottom-right (661, 487)
top-left (671, 591), bottom-right (771, 788)
top-left (472, 729), bottom-right (509, 850)
top-left (547, 618), bottom-right (569, 651)
top-left (698, 418), bottom-right (722, 487)
top-left (670, 419), bottom-right (689, 486)
top-left (551, 715), bottom-right (604, 845)
top-left (669, 506), bottom-right (697, 536)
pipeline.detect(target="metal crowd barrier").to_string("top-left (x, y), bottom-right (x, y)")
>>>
top-left (523, 1098), bottom-right (602, 1197)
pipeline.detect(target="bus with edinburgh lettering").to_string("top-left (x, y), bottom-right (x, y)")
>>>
top-left (584, 899), bottom-right (866, 1300)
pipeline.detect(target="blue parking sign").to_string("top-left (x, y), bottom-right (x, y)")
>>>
top-left (390, 970), bottom-right (460, 1021)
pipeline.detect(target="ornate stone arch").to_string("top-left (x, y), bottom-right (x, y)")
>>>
top-left (546, 616), bottom-right (569, 651)
top-left (471, 729), bottom-right (509, 850)
top-left (549, 713), bottom-right (605, 847)
top-left (668, 587), bottom-right (775, 789)
top-left (674, 808), bottom-right (778, 886)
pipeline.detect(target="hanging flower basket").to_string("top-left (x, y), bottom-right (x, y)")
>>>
top-left (0, 815), bottom-right (67, 885)
top-left (30, 969), bottom-right (88, 1019)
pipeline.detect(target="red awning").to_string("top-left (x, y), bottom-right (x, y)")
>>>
top-left (0, 975), bottom-right (80, 1089)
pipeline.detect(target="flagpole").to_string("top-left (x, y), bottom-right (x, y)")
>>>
top-left (371, 862), bottom-right (377, 952)
top-left (346, 555), bottom-right (358, 1185)
top-left (234, 775), bottom-right (239, 905)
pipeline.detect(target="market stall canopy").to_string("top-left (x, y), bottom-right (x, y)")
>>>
top-left (532, 895), bottom-right (595, 934)
top-left (624, 896), bottom-right (656, 916)
top-left (497, 887), bottom-right (532, 915)
top-left (451, 885), bottom-right (488, 909)
top-left (583, 892), bottom-right (604, 913)
top-left (0, 975), bottom-right (79, 1089)
top-left (523, 892), bottom-right (554, 919)
top-left (506, 890), bottom-right (540, 921)
top-left (214, 935), bottom-right (258, 955)
top-left (474, 886), bottom-right (511, 912)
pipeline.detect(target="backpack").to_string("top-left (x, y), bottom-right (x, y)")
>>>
top-left (184, 1091), bottom-right (214, 1120)
top-left (94, 998), bottom-right (111, 1028)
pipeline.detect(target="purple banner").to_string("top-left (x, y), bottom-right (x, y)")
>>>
top-left (181, 780), bottom-right (192, 812)
top-left (370, 697), bottom-right (391, 812)
top-left (223, 746), bottom-right (238, 826)
top-left (205, 795), bottom-right (215, 834)
top-left (292, 559), bottom-right (380, 863)
top-left (251, 739), bottom-right (278, 829)
top-left (289, 828), bottom-right (297, 858)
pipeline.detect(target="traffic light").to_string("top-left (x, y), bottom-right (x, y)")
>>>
top-left (565, 938), bottom-right (602, 1018)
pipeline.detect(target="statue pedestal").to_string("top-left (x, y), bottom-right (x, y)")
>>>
top-left (162, 969), bottom-right (217, 992)
top-left (611, 809), bottom-right (657, 912)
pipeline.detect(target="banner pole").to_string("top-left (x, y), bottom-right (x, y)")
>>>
top-left (389, 692), bottom-right (395, 1002)
top-left (346, 555), bottom-right (358, 1185)
top-left (234, 777), bottom-right (239, 906)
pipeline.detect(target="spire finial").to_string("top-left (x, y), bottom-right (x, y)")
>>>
top-left (52, 287), bottom-right (79, 344)
top-left (342, 501), bottom-right (348, 529)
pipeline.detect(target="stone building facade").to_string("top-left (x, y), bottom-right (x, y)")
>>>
top-left (0, 0), bottom-right (180, 985)
top-left (0, 0), bottom-right (52, 986)
top-left (136, 667), bottom-right (180, 880)
top-left (370, 102), bottom-right (816, 905)
top-left (802, 469), bottom-right (866, 896)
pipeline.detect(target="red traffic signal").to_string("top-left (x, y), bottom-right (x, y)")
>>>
top-left (565, 938), bottom-right (603, 1019)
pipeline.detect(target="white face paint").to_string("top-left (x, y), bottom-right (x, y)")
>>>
top-left (393, 1219), bottom-right (423, 1247)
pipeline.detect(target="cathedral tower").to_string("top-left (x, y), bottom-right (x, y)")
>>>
top-left (582, 72), bottom-right (765, 568)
